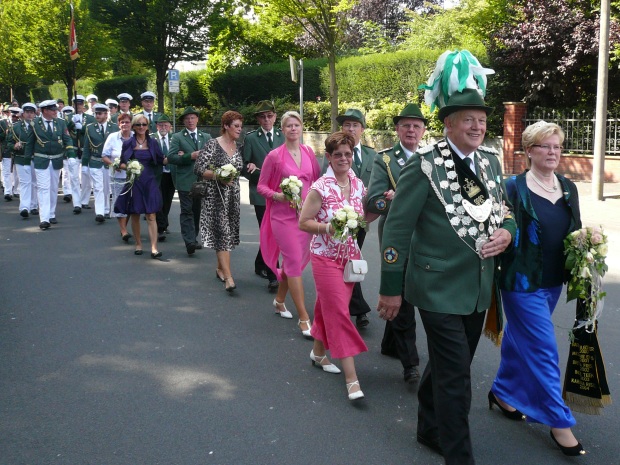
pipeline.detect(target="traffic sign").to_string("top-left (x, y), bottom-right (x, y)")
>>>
top-left (168, 69), bottom-right (180, 93)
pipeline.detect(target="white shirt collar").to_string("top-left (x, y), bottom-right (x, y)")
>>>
top-left (400, 144), bottom-right (414, 160)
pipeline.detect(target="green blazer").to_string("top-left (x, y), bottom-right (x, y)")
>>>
top-left (321, 143), bottom-right (376, 187)
top-left (136, 110), bottom-right (161, 134)
top-left (152, 131), bottom-right (171, 185)
top-left (65, 112), bottom-right (95, 161)
top-left (0, 119), bottom-right (9, 156)
top-left (365, 142), bottom-right (410, 244)
top-left (167, 129), bottom-right (211, 191)
top-left (242, 127), bottom-right (284, 206)
top-left (82, 122), bottom-right (119, 169)
top-left (6, 120), bottom-right (32, 165)
top-left (379, 140), bottom-right (517, 315)
top-left (25, 116), bottom-right (75, 170)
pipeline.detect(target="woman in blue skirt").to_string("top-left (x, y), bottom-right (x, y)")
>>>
top-left (490, 121), bottom-right (585, 456)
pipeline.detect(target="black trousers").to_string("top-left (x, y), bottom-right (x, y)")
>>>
top-left (156, 172), bottom-right (175, 233)
top-left (348, 228), bottom-right (371, 316)
top-left (381, 260), bottom-right (418, 368)
top-left (178, 190), bottom-right (200, 246)
top-left (254, 205), bottom-right (276, 280)
top-left (417, 308), bottom-right (486, 465)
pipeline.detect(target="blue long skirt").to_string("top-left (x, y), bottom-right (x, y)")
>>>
top-left (491, 287), bottom-right (576, 428)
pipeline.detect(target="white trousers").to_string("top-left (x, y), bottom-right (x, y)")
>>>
top-left (16, 164), bottom-right (33, 212)
top-left (35, 164), bottom-right (60, 222)
top-left (62, 159), bottom-right (71, 194)
top-left (1, 158), bottom-right (13, 196)
top-left (65, 158), bottom-right (82, 207)
top-left (80, 165), bottom-right (92, 206)
top-left (30, 161), bottom-right (38, 209)
top-left (12, 165), bottom-right (19, 194)
top-left (89, 167), bottom-right (105, 215)
top-left (102, 168), bottom-right (111, 214)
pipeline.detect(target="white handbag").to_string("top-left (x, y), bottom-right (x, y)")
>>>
top-left (343, 256), bottom-right (368, 283)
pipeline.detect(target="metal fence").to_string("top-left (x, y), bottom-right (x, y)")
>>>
top-left (524, 110), bottom-right (620, 155)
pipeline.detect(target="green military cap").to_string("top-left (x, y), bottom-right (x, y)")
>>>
top-left (254, 100), bottom-right (275, 115)
top-left (393, 103), bottom-right (428, 125)
top-left (156, 113), bottom-right (172, 123)
top-left (179, 106), bottom-right (200, 121)
top-left (336, 108), bottom-right (366, 128)
top-left (437, 88), bottom-right (494, 121)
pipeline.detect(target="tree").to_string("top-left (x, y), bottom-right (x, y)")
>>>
top-left (89, 0), bottom-right (238, 112)
top-left (270, 0), bottom-right (355, 131)
top-left (486, 0), bottom-right (620, 106)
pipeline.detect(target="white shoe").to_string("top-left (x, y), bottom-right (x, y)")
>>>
top-left (310, 350), bottom-right (341, 374)
top-left (346, 380), bottom-right (364, 400)
top-left (273, 299), bottom-right (293, 319)
top-left (299, 319), bottom-right (312, 338)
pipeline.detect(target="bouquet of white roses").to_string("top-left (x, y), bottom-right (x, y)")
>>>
top-left (330, 205), bottom-right (367, 243)
top-left (111, 158), bottom-right (121, 172)
top-left (123, 159), bottom-right (144, 191)
top-left (213, 163), bottom-right (239, 183)
top-left (280, 175), bottom-right (303, 210)
top-left (565, 226), bottom-right (608, 332)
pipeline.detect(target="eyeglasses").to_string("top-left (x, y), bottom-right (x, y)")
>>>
top-left (134, 123), bottom-right (148, 127)
top-left (257, 113), bottom-right (275, 119)
top-left (532, 144), bottom-right (563, 152)
top-left (398, 123), bottom-right (425, 131)
top-left (331, 153), bottom-right (353, 159)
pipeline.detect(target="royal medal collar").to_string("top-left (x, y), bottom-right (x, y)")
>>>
top-left (420, 139), bottom-right (507, 258)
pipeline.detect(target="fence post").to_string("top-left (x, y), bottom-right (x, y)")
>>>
top-left (502, 102), bottom-right (528, 175)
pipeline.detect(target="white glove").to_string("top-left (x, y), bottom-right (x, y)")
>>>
top-left (72, 114), bottom-right (82, 123)
top-left (74, 122), bottom-right (82, 130)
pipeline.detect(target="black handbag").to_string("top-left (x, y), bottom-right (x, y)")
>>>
top-left (189, 180), bottom-right (208, 198)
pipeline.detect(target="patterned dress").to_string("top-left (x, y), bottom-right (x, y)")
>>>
top-left (194, 138), bottom-right (242, 251)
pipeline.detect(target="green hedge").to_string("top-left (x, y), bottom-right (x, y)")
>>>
top-left (93, 74), bottom-right (150, 102)
top-left (210, 58), bottom-right (328, 105)
top-left (30, 86), bottom-right (52, 103)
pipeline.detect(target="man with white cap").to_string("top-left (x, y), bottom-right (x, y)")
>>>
top-left (116, 93), bottom-right (133, 120)
top-left (85, 94), bottom-right (98, 115)
top-left (106, 99), bottom-right (119, 123)
top-left (0, 107), bottom-right (19, 201)
top-left (67, 95), bottom-right (92, 212)
top-left (83, 103), bottom-right (118, 223)
top-left (24, 100), bottom-right (75, 229)
top-left (138, 91), bottom-right (160, 134)
top-left (6, 104), bottom-right (37, 217)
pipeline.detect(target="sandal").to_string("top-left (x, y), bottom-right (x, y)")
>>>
top-left (224, 277), bottom-right (236, 292)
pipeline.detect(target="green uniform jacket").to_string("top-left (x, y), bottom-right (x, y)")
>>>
top-left (0, 119), bottom-right (10, 158)
top-left (379, 141), bottom-right (517, 315)
top-left (152, 131), bottom-right (171, 185)
top-left (82, 122), bottom-right (119, 169)
top-left (167, 129), bottom-right (211, 191)
top-left (25, 116), bottom-right (75, 170)
top-left (6, 120), bottom-right (32, 165)
top-left (136, 110), bottom-right (161, 134)
top-left (365, 142), bottom-right (410, 244)
top-left (65, 112), bottom-right (95, 162)
top-left (321, 144), bottom-right (376, 187)
top-left (111, 111), bottom-right (133, 125)
top-left (242, 127), bottom-right (284, 206)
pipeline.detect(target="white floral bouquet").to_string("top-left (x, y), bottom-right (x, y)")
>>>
top-left (565, 226), bottom-right (608, 332)
top-left (111, 158), bottom-right (121, 172)
top-left (213, 163), bottom-right (239, 183)
top-left (125, 159), bottom-right (144, 190)
top-left (280, 175), bottom-right (303, 210)
top-left (330, 205), bottom-right (367, 243)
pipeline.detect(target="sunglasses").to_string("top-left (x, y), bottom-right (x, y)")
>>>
top-left (134, 123), bottom-right (148, 127)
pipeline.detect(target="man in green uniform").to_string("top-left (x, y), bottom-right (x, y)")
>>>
top-left (68, 95), bottom-right (95, 211)
top-left (153, 114), bottom-right (175, 241)
top-left (366, 103), bottom-right (426, 383)
top-left (116, 93), bottom-right (133, 122)
top-left (0, 106), bottom-right (18, 200)
top-left (24, 100), bottom-right (76, 229)
top-left (168, 107), bottom-right (211, 255)
top-left (7, 103), bottom-right (37, 217)
top-left (377, 89), bottom-right (516, 463)
top-left (106, 99), bottom-right (119, 123)
top-left (82, 103), bottom-right (119, 223)
top-left (138, 91), bottom-right (161, 134)
top-left (322, 108), bottom-right (376, 327)
top-left (242, 100), bottom-right (284, 290)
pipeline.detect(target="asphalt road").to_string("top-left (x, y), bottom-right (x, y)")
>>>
top-left (1, 180), bottom-right (619, 465)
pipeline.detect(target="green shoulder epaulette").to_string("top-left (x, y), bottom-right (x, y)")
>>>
top-left (377, 147), bottom-right (392, 154)
top-left (417, 143), bottom-right (435, 155)
top-left (479, 145), bottom-right (499, 155)
top-left (361, 143), bottom-right (376, 150)
top-left (245, 129), bottom-right (258, 135)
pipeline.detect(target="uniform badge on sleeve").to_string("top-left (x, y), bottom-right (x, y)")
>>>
top-left (383, 247), bottom-right (398, 264)
top-left (375, 199), bottom-right (387, 211)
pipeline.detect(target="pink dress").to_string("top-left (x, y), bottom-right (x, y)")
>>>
top-left (309, 166), bottom-right (368, 359)
top-left (258, 144), bottom-right (321, 279)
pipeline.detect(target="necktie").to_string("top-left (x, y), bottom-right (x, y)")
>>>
top-left (99, 124), bottom-right (104, 133)
top-left (267, 132), bottom-right (273, 148)
top-left (190, 132), bottom-right (197, 147)
top-left (466, 157), bottom-right (476, 175)
top-left (46, 121), bottom-right (53, 135)
top-left (162, 137), bottom-right (168, 154)
top-left (148, 113), bottom-right (152, 124)
top-left (354, 147), bottom-right (362, 170)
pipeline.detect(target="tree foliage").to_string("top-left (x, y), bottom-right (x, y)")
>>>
top-left (486, 0), bottom-right (620, 106)
top-left (89, 0), bottom-right (238, 112)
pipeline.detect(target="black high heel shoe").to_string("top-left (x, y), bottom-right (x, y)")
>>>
top-left (151, 251), bottom-right (162, 259)
top-left (550, 430), bottom-right (586, 456)
top-left (488, 391), bottom-right (525, 421)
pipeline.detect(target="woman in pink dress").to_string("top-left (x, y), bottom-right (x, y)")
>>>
top-left (258, 111), bottom-right (321, 338)
top-left (299, 132), bottom-right (378, 401)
